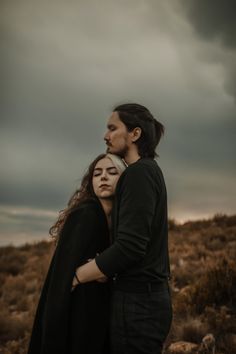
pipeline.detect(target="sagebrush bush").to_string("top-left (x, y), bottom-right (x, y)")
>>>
top-left (202, 306), bottom-right (236, 354)
top-left (191, 258), bottom-right (236, 313)
top-left (172, 316), bottom-right (209, 344)
top-left (204, 306), bottom-right (236, 337)
top-left (213, 213), bottom-right (236, 227)
top-left (0, 309), bottom-right (29, 342)
top-left (0, 248), bottom-right (27, 276)
top-left (0, 335), bottom-right (30, 354)
top-left (2, 275), bottom-right (27, 308)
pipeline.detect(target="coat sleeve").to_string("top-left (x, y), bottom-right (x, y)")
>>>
top-left (29, 206), bottom-right (99, 354)
top-left (95, 163), bottom-right (159, 277)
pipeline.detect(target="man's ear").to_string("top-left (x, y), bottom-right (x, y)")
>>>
top-left (131, 127), bottom-right (142, 142)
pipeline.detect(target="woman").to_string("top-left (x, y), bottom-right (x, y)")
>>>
top-left (28, 153), bottom-right (127, 354)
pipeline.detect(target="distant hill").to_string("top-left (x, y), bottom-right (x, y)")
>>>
top-left (0, 214), bottom-right (235, 354)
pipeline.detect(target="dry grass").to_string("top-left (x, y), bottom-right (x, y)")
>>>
top-left (167, 214), bottom-right (236, 353)
top-left (0, 214), bottom-right (235, 353)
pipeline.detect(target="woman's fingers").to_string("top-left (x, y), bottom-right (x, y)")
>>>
top-left (71, 275), bottom-right (78, 291)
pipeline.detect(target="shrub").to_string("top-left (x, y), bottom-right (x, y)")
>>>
top-left (1, 335), bottom-right (30, 354)
top-left (203, 306), bottom-right (236, 354)
top-left (2, 275), bottom-right (27, 309)
top-left (168, 219), bottom-right (180, 231)
top-left (173, 258), bottom-right (236, 317)
top-left (191, 258), bottom-right (236, 313)
top-left (213, 213), bottom-right (236, 227)
top-left (172, 316), bottom-right (209, 344)
top-left (0, 309), bottom-right (29, 342)
top-left (0, 249), bottom-right (27, 276)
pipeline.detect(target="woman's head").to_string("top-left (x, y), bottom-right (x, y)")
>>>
top-left (92, 154), bottom-right (126, 201)
top-left (73, 153), bottom-right (126, 204)
top-left (49, 153), bottom-right (126, 239)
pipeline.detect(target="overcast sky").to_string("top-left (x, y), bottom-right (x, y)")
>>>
top-left (1, 0), bottom-right (236, 245)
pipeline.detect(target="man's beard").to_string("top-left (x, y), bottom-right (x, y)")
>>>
top-left (106, 144), bottom-right (128, 158)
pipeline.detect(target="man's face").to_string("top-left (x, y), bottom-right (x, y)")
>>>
top-left (104, 112), bottom-right (132, 158)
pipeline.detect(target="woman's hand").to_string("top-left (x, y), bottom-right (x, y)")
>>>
top-left (71, 270), bottom-right (81, 291)
top-left (96, 276), bottom-right (108, 283)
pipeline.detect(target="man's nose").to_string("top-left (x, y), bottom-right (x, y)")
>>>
top-left (104, 131), bottom-right (109, 142)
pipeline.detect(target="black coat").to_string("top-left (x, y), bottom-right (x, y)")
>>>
top-left (28, 199), bottom-right (110, 354)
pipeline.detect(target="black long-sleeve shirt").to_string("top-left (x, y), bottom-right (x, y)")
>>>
top-left (96, 158), bottom-right (170, 283)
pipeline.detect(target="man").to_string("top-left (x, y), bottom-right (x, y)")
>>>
top-left (74, 103), bottom-right (172, 354)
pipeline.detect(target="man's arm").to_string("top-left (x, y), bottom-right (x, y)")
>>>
top-left (73, 259), bottom-right (106, 286)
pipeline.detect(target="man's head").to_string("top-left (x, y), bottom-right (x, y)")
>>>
top-left (104, 103), bottom-right (164, 159)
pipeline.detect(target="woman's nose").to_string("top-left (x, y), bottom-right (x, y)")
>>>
top-left (101, 171), bottom-right (108, 180)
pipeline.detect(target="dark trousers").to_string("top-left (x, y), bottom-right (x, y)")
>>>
top-left (110, 281), bottom-right (172, 354)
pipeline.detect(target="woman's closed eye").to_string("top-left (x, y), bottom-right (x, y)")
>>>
top-left (93, 172), bottom-right (101, 177)
top-left (108, 168), bottom-right (119, 175)
top-left (93, 167), bottom-right (118, 177)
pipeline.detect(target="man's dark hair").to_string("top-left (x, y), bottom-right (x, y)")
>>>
top-left (113, 103), bottom-right (164, 158)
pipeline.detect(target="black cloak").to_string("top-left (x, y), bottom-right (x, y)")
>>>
top-left (28, 199), bottom-right (110, 354)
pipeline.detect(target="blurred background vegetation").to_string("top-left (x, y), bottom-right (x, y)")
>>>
top-left (0, 214), bottom-right (235, 354)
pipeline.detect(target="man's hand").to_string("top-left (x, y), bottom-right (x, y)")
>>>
top-left (71, 258), bottom-right (107, 291)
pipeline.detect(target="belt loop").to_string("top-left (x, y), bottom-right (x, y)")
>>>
top-left (148, 282), bottom-right (152, 294)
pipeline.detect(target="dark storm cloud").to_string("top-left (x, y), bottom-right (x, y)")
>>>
top-left (181, 0), bottom-right (236, 100)
top-left (182, 0), bottom-right (236, 48)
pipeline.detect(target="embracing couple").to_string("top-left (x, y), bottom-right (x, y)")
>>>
top-left (28, 103), bottom-right (172, 354)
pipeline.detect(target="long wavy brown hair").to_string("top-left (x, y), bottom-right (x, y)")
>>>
top-left (49, 153), bottom-right (126, 241)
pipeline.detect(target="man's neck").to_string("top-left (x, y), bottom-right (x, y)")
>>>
top-left (124, 149), bottom-right (141, 165)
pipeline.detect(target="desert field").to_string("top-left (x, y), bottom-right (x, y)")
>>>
top-left (0, 214), bottom-right (235, 354)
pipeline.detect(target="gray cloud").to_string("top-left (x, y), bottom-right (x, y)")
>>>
top-left (182, 0), bottom-right (236, 48)
top-left (1, 0), bottom-right (235, 244)
top-left (0, 206), bottom-right (56, 246)
top-left (180, 0), bottom-right (236, 100)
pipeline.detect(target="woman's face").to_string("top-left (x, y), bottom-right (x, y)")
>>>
top-left (92, 157), bottom-right (121, 199)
